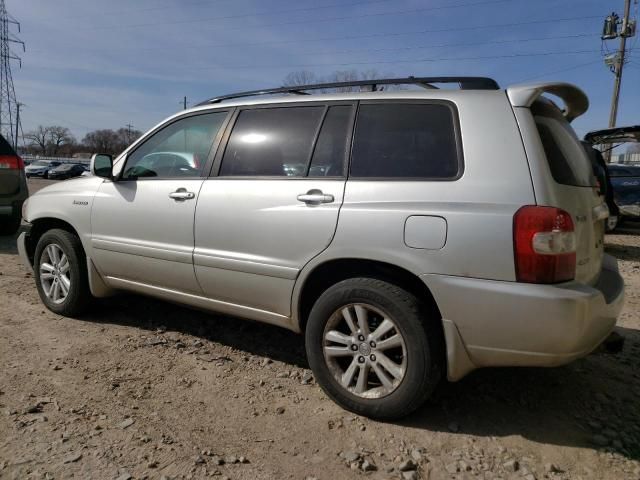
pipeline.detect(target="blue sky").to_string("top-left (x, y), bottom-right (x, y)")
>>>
top-left (9, 0), bottom-right (640, 142)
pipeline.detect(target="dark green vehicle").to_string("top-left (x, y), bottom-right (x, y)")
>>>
top-left (0, 134), bottom-right (28, 235)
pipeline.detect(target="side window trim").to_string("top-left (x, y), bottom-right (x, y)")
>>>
top-left (304, 105), bottom-right (330, 177)
top-left (209, 101), bottom-right (357, 179)
top-left (347, 99), bottom-right (464, 181)
top-left (308, 103), bottom-right (357, 178)
top-left (118, 109), bottom-right (233, 181)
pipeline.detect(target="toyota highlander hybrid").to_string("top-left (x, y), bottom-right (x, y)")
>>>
top-left (17, 77), bottom-right (625, 419)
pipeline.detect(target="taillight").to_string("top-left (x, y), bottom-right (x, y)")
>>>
top-left (0, 155), bottom-right (24, 170)
top-left (513, 206), bottom-right (576, 284)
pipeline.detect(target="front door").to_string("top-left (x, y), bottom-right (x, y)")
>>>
top-left (193, 103), bottom-right (355, 318)
top-left (91, 111), bottom-right (230, 294)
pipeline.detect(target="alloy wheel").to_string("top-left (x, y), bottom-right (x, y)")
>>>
top-left (39, 243), bottom-right (71, 304)
top-left (322, 303), bottom-right (407, 399)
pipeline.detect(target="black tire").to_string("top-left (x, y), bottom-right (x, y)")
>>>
top-left (43, 171), bottom-right (48, 179)
top-left (33, 228), bottom-right (91, 316)
top-left (305, 277), bottom-right (442, 420)
top-left (0, 213), bottom-right (21, 236)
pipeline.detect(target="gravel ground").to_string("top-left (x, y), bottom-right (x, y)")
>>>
top-left (0, 179), bottom-right (639, 480)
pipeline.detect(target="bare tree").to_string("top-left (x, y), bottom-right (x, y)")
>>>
top-left (82, 129), bottom-right (121, 156)
top-left (48, 126), bottom-right (75, 156)
top-left (283, 69), bottom-right (403, 93)
top-left (115, 127), bottom-right (142, 152)
top-left (24, 125), bottom-right (51, 155)
top-left (282, 70), bottom-right (317, 87)
top-left (326, 69), bottom-right (361, 92)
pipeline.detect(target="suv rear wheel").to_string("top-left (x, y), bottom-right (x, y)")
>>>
top-left (305, 277), bottom-right (442, 420)
top-left (34, 229), bottom-right (90, 316)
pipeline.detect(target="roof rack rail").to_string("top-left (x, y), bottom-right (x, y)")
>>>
top-left (196, 76), bottom-right (499, 105)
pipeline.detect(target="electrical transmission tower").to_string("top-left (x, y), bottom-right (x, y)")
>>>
top-left (0, 0), bottom-right (24, 149)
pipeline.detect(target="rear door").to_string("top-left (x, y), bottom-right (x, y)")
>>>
top-left (193, 102), bottom-right (354, 318)
top-left (530, 100), bottom-right (605, 284)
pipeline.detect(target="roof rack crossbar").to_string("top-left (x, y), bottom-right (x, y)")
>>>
top-left (196, 76), bottom-right (499, 105)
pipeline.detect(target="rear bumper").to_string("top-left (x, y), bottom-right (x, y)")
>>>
top-left (422, 254), bottom-right (625, 381)
top-left (0, 197), bottom-right (26, 217)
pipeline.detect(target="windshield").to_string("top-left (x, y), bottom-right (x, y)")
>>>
top-left (31, 161), bottom-right (48, 167)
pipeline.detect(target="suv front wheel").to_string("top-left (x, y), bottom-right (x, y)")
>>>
top-left (305, 278), bottom-right (442, 420)
top-left (34, 229), bottom-right (90, 316)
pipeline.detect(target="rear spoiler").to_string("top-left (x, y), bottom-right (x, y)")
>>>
top-left (506, 82), bottom-right (589, 122)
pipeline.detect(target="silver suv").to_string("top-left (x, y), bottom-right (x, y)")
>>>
top-left (17, 77), bottom-right (625, 419)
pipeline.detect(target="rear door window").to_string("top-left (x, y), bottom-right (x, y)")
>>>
top-left (532, 101), bottom-right (596, 187)
top-left (350, 103), bottom-right (461, 178)
top-left (308, 106), bottom-right (351, 177)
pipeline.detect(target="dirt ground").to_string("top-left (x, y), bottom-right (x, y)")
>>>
top-left (1, 179), bottom-right (639, 480)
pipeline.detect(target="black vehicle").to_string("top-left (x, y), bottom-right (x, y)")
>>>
top-left (48, 163), bottom-right (88, 180)
top-left (607, 164), bottom-right (640, 225)
top-left (585, 125), bottom-right (640, 231)
top-left (0, 134), bottom-right (28, 235)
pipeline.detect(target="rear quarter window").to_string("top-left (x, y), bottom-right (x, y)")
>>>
top-left (350, 102), bottom-right (461, 179)
top-left (532, 100), bottom-right (596, 187)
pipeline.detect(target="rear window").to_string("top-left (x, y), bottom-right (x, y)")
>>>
top-left (350, 103), bottom-right (461, 178)
top-left (532, 101), bottom-right (596, 187)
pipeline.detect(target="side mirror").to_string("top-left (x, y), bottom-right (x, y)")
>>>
top-left (91, 153), bottom-right (114, 180)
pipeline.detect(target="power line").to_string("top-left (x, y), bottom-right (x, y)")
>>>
top-left (58, 0), bottom-right (259, 21)
top-left (65, 0), bottom-right (397, 24)
top-left (515, 59), bottom-right (604, 82)
top-left (91, 14), bottom-right (602, 54)
top-left (291, 33), bottom-right (599, 59)
top-left (186, 48), bottom-right (628, 71)
top-left (83, 0), bottom-right (519, 31)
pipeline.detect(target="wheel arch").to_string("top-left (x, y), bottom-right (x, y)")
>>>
top-left (26, 216), bottom-right (114, 298)
top-left (293, 258), bottom-right (481, 382)
top-left (295, 257), bottom-right (445, 355)
top-left (25, 217), bottom-right (81, 266)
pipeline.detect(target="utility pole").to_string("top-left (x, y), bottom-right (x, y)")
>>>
top-left (14, 101), bottom-right (21, 149)
top-left (183, 96), bottom-right (187, 110)
top-left (602, 0), bottom-right (636, 160)
top-left (607, 0), bottom-right (633, 129)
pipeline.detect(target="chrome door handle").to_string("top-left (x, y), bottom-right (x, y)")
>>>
top-left (169, 188), bottom-right (195, 201)
top-left (297, 189), bottom-right (334, 205)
